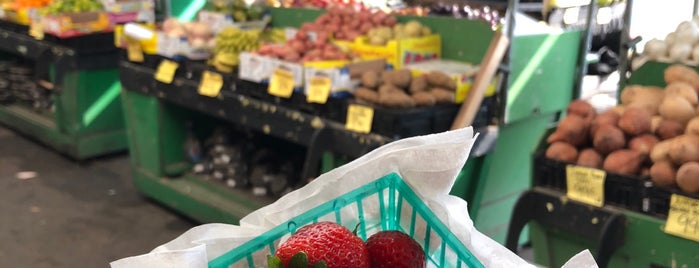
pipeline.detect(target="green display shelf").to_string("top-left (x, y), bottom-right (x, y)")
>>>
top-left (0, 26), bottom-right (127, 160)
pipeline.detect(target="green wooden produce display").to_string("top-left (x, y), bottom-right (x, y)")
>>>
top-left (0, 27), bottom-right (127, 160)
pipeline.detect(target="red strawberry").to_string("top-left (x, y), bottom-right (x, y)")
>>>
top-left (271, 221), bottom-right (370, 268)
top-left (366, 230), bottom-right (425, 268)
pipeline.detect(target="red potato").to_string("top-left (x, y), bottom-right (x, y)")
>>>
top-left (618, 107), bottom-right (652, 136)
top-left (577, 148), bottom-right (604, 168)
top-left (384, 16), bottom-right (397, 26)
top-left (628, 134), bottom-right (659, 156)
top-left (295, 30), bottom-right (308, 40)
top-left (547, 115), bottom-right (589, 147)
top-left (590, 109), bottom-right (620, 137)
top-left (657, 119), bottom-right (685, 140)
top-left (593, 124), bottom-right (626, 155)
top-left (546, 142), bottom-right (578, 163)
top-left (650, 161), bottom-right (677, 188)
top-left (603, 150), bottom-right (645, 176)
top-left (567, 100), bottom-right (596, 124)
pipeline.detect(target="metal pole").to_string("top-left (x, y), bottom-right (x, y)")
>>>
top-left (617, 0), bottom-right (633, 91)
top-left (573, 0), bottom-right (597, 99)
top-left (498, 0), bottom-right (517, 123)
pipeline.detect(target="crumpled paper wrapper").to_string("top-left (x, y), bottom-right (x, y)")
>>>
top-left (110, 127), bottom-right (598, 268)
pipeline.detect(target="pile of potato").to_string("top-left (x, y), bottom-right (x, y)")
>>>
top-left (367, 20), bottom-right (432, 46)
top-left (545, 64), bottom-right (699, 194)
top-left (300, 6), bottom-right (398, 41)
top-left (353, 70), bottom-right (456, 108)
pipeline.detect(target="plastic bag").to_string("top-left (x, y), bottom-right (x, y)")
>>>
top-left (110, 127), bottom-right (597, 268)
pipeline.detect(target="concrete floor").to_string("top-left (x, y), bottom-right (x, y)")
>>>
top-left (0, 126), bottom-right (195, 267)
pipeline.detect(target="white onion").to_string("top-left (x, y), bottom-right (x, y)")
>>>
top-left (676, 20), bottom-right (697, 33)
top-left (669, 43), bottom-right (693, 62)
top-left (644, 39), bottom-right (667, 59)
top-left (666, 32), bottom-right (678, 47)
top-left (675, 23), bottom-right (699, 45)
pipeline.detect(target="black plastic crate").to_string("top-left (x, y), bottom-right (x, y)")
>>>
top-left (43, 31), bottom-right (117, 55)
top-left (532, 153), bottom-right (647, 212)
top-left (234, 80), bottom-right (328, 116)
top-left (0, 20), bottom-right (29, 34)
top-left (642, 182), bottom-right (699, 219)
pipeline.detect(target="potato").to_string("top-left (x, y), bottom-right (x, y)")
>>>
top-left (603, 150), bottom-right (644, 176)
top-left (668, 134), bottom-right (699, 165)
top-left (381, 71), bottom-right (394, 86)
top-left (651, 139), bottom-right (673, 163)
top-left (660, 94), bottom-right (696, 125)
top-left (354, 87), bottom-right (379, 103)
top-left (429, 88), bottom-right (455, 103)
top-left (378, 90), bottom-right (415, 108)
top-left (666, 82), bottom-right (698, 105)
top-left (378, 84), bottom-right (402, 94)
top-left (657, 119), bottom-right (685, 140)
top-left (593, 124), bottom-right (626, 155)
top-left (548, 115), bottom-right (590, 147)
top-left (650, 161), bottom-right (677, 187)
top-left (409, 75), bottom-right (428, 93)
top-left (665, 64), bottom-right (699, 91)
top-left (640, 167), bottom-right (651, 177)
top-left (361, 71), bottom-right (380, 89)
top-left (411, 91), bottom-right (436, 106)
top-left (620, 85), bottom-right (665, 105)
top-left (685, 116), bottom-right (699, 136)
top-left (545, 142), bottom-right (578, 163)
top-left (426, 71), bottom-right (456, 91)
top-left (629, 134), bottom-right (659, 156)
top-left (391, 69), bottom-right (412, 89)
top-left (677, 162), bottom-right (699, 193)
top-left (576, 148), bottom-right (603, 168)
top-left (628, 101), bottom-right (660, 116)
top-left (612, 105), bottom-right (626, 116)
top-left (651, 116), bottom-right (663, 133)
top-left (618, 107), bottom-right (652, 136)
top-left (590, 110), bottom-right (620, 137)
top-left (567, 100), bottom-right (596, 124)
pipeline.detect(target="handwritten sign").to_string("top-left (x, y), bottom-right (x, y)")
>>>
top-left (345, 104), bottom-right (374, 134)
top-left (198, 71), bottom-right (223, 97)
top-left (306, 76), bottom-right (331, 104)
top-left (268, 69), bottom-right (295, 98)
top-left (127, 40), bottom-right (144, 63)
top-left (566, 165), bottom-right (606, 207)
top-left (664, 194), bottom-right (699, 242)
top-left (154, 60), bottom-right (179, 84)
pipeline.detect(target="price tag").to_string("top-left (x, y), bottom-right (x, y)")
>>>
top-left (565, 165), bottom-right (606, 207)
top-left (306, 76), bottom-right (331, 104)
top-left (29, 22), bottom-right (44, 40)
top-left (126, 40), bottom-right (144, 63)
top-left (198, 71), bottom-right (223, 97)
top-left (345, 104), bottom-right (374, 134)
top-left (664, 194), bottom-right (699, 242)
top-left (154, 60), bottom-right (179, 84)
top-left (268, 69), bottom-right (294, 98)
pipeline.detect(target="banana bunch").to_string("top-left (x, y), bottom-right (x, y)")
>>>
top-left (42, 0), bottom-right (104, 15)
top-left (260, 28), bottom-right (286, 44)
top-left (210, 27), bottom-right (261, 73)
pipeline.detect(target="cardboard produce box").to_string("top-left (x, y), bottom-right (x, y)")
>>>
top-left (350, 34), bottom-right (441, 70)
top-left (405, 59), bottom-right (498, 103)
top-left (41, 11), bottom-right (112, 38)
top-left (102, 0), bottom-right (155, 23)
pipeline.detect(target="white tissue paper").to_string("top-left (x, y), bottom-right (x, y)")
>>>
top-left (110, 127), bottom-right (598, 268)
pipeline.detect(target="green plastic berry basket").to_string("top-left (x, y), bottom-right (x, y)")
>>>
top-left (208, 173), bottom-right (485, 268)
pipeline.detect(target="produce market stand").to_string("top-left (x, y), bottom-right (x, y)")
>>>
top-left (0, 25), bottom-right (127, 160)
top-left (120, 58), bottom-right (501, 223)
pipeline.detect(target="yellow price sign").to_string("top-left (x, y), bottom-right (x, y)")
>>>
top-left (664, 194), bottom-right (699, 242)
top-left (154, 60), bottom-right (179, 84)
top-left (29, 22), bottom-right (44, 40)
top-left (126, 40), bottom-right (144, 63)
top-left (268, 69), bottom-right (295, 98)
top-left (306, 76), bottom-right (331, 104)
top-left (345, 104), bottom-right (374, 134)
top-left (565, 165), bottom-right (606, 207)
top-left (198, 71), bottom-right (223, 97)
